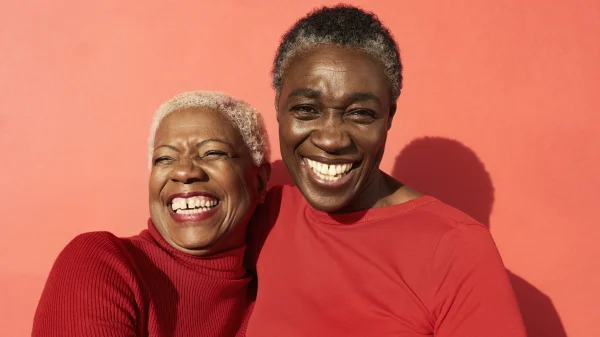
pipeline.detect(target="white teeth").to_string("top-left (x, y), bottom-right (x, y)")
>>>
top-left (319, 164), bottom-right (327, 174)
top-left (315, 171), bottom-right (342, 181)
top-left (175, 207), bottom-right (212, 214)
top-left (305, 158), bottom-right (353, 179)
top-left (171, 196), bottom-right (219, 212)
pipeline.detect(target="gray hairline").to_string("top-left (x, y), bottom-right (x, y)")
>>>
top-left (274, 39), bottom-right (401, 100)
top-left (148, 91), bottom-right (270, 169)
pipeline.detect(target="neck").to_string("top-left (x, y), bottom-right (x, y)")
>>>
top-left (332, 169), bottom-right (403, 214)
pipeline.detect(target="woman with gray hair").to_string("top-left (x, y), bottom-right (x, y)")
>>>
top-left (247, 5), bottom-right (526, 337)
top-left (33, 91), bottom-right (270, 337)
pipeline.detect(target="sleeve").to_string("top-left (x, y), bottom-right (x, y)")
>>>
top-left (431, 224), bottom-right (527, 337)
top-left (32, 232), bottom-right (140, 337)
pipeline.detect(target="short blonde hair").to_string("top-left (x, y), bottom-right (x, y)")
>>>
top-left (148, 91), bottom-right (270, 168)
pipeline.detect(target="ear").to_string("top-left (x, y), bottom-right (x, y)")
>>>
top-left (387, 102), bottom-right (397, 130)
top-left (257, 161), bottom-right (271, 192)
top-left (274, 93), bottom-right (281, 122)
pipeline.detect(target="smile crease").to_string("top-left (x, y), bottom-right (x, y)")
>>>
top-left (305, 158), bottom-right (354, 181)
top-left (170, 196), bottom-right (220, 214)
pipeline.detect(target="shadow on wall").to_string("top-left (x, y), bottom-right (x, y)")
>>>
top-left (391, 137), bottom-right (567, 337)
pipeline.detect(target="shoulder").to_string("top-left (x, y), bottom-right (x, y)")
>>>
top-left (49, 232), bottom-right (140, 285)
top-left (41, 231), bottom-right (142, 307)
top-left (59, 231), bottom-right (130, 261)
top-left (420, 200), bottom-right (498, 258)
top-left (370, 198), bottom-right (492, 267)
top-left (33, 232), bottom-right (143, 335)
top-left (66, 231), bottom-right (126, 249)
top-left (396, 197), bottom-right (486, 236)
top-left (419, 208), bottom-right (507, 289)
top-left (432, 222), bottom-right (500, 268)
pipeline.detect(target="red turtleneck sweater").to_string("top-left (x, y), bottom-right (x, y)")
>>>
top-left (33, 220), bottom-right (252, 337)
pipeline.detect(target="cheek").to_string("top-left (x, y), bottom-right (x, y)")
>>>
top-left (215, 163), bottom-right (258, 201)
top-left (148, 171), bottom-right (167, 200)
top-left (279, 117), bottom-right (308, 146)
top-left (353, 125), bottom-right (388, 154)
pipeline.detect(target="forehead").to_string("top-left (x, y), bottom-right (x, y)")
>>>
top-left (154, 107), bottom-right (241, 145)
top-left (281, 45), bottom-right (390, 99)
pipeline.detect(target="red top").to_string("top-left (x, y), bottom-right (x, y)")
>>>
top-left (247, 185), bottom-right (526, 337)
top-left (33, 220), bottom-right (252, 337)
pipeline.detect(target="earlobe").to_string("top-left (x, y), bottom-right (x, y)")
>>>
top-left (259, 190), bottom-right (267, 203)
top-left (257, 161), bottom-right (272, 192)
top-left (257, 162), bottom-right (271, 204)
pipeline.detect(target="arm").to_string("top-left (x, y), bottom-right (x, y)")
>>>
top-left (32, 232), bottom-right (139, 337)
top-left (431, 224), bottom-right (526, 337)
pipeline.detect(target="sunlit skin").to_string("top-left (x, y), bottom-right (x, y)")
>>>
top-left (277, 45), bottom-right (421, 213)
top-left (149, 107), bottom-right (269, 256)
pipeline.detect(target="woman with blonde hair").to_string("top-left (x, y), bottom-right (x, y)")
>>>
top-left (33, 91), bottom-right (270, 337)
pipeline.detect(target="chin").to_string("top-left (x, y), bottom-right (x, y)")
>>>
top-left (303, 190), bottom-right (352, 213)
top-left (175, 236), bottom-right (220, 253)
top-left (171, 227), bottom-right (222, 250)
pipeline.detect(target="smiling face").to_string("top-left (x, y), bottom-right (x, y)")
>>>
top-left (149, 107), bottom-right (263, 255)
top-left (277, 45), bottom-right (396, 213)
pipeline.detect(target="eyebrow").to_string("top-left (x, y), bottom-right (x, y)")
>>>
top-left (154, 139), bottom-right (232, 153)
top-left (196, 138), bottom-right (232, 148)
top-left (347, 92), bottom-right (381, 105)
top-left (287, 88), bottom-right (322, 99)
top-left (154, 144), bottom-right (178, 152)
top-left (287, 88), bottom-right (381, 105)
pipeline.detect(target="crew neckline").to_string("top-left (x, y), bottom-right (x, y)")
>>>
top-left (306, 195), bottom-right (437, 226)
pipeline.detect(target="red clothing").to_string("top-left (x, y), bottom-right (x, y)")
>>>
top-left (247, 185), bottom-right (526, 337)
top-left (33, 220), bottom-right (252, 337)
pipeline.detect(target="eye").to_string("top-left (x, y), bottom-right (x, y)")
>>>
top-left (345, 109), bottom-right (377, 123)
top-left (202, 150), bottom-right (229, 159)
top-left (154, 156), bottom-right (175, 166)
top-left (291, 105), bottom-right (319, 120)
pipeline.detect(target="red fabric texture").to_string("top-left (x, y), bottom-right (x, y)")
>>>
top-left (33, 219), bottom-right (252, 337)
top-left (247, 185), bottom-right (526, 337)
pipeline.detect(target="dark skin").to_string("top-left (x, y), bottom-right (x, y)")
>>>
top-left (149, 107), bottom-right (269, 256)
top-left (277, 45), bottom-right (421, 213)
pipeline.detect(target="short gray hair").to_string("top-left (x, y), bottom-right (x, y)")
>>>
top-left (273, 5), bottom-right (402, 100)
top-left (148, 91), bottom-right (270, 168)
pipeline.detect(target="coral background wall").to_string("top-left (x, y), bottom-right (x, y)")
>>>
top-left (1, 1), bottom-right (598, 336)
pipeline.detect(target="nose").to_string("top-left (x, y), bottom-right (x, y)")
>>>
top-left (309, 114), bottom-right (352, 154)
top-left (169, 158), bottom-right (207, 184)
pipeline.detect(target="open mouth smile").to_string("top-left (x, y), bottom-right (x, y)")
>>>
top-left (303, 157), bottom-right (358, 187)
top-left (167, 193), bottom-right (221, 222)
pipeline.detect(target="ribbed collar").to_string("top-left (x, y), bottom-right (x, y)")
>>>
top-left (142, 219), bottom-right (247, 280)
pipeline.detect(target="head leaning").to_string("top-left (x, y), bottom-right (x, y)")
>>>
top-left (148, 91), bottom-right (270, 169)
